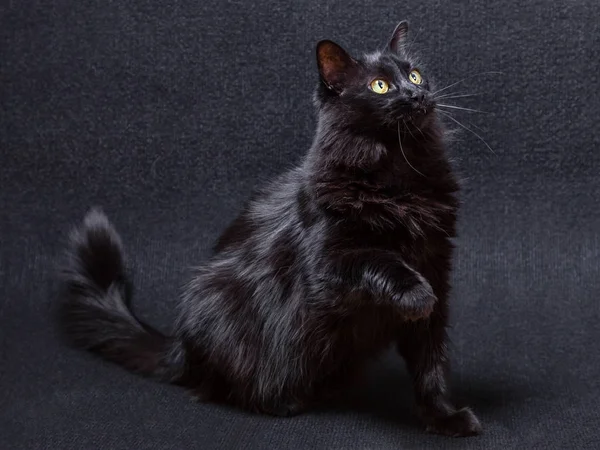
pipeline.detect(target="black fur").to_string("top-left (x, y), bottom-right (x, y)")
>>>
top-left (58, 22), bottom-right (482, 437)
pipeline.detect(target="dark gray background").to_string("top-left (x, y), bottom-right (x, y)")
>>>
top-left (2, 0), bottom-right (599, 448)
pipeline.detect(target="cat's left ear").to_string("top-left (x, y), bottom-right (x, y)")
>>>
top-left (316, 40), bottom-right (359, 93)
top-left (388, 20), bottom-right (409, 53)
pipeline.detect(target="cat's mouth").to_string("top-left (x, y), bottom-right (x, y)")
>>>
top-left (401, 104), bottom-right (431, 122)
top-left (414, 105), bottom-right (430, 116)
top-left (392, 98), bottom-right (433, 119)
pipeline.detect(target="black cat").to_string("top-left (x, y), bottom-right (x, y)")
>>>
top-left (58, 21), bottom-right (482, 437)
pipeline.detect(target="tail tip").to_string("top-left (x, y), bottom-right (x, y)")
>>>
top-left (83, 207), bottom-right (109, 229)
top-left (69, 207), bottom-right (122, 249)
top-left (64, 207), bottom-right (125, 290)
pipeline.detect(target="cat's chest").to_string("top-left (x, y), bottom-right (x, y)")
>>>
top-left (327, 179), bottom-right (458, 234)
top-left (351, 192), bottom-right (458, 265)
top-left (399, 193), bottom-right (457, 236)
top-left (314, 173), bottom-right (459, 244)
top-left (365, 188), bottom-right (458, 241)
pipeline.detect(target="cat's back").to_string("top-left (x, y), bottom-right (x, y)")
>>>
top-left (182, 167), bottom-right (311, 320)
top-left (211, 167), bottom-right (307, 253)
top-left (177, 167), bottom-right (317, 392)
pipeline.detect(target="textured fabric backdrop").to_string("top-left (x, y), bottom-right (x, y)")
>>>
top-left (1, 0), bottom-right (599, 448)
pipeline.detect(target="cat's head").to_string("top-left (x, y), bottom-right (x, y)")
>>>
top-left (315, 21), bottom-right (436, 133)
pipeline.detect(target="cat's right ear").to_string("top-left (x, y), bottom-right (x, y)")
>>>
top-left (316, 40), bottom-right (359, 93)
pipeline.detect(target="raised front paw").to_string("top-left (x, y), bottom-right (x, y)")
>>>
top-left (392, 279), bottom-right (437, 321)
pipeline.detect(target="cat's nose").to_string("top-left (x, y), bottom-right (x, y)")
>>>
top-left (411, 93), bottom-right (425, 103)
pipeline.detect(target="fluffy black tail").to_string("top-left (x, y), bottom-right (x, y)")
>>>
top-left (58, 209), bottom-right (185, 382)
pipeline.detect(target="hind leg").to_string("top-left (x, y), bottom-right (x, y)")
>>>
top-left (189, 376), bottom-right (306, 417)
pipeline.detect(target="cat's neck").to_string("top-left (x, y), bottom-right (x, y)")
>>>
top-left (301, 111), bottom-right (459, 227)
top-left (305, 110), bottom-right (450, 186)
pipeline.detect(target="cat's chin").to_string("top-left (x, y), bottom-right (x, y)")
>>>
top-left (400, 109), bottom-right (435, 130)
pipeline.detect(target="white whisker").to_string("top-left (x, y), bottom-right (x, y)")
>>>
top-left (432, 71), bottom-right (503, 96)
top-left (437, 110), bottom-right (497, 155)
top-left (464, 118), bottom-right (485, 132)
top-left (397, 122), bottom-right (425, 177)
top-left (437, 104), bottom-right (488, 114)
top-left (403, 119), bottom-right (418, 141)
top-left (435, 92), bottom-right (482, 100)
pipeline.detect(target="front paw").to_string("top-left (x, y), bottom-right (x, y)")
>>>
top-left (259, 402), bottom-right (305, 417)
top-left (423, 407), bottom-right (482, 437)
top-left (393, 280), bottom-right (437, 321)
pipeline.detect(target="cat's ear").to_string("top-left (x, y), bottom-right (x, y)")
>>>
top-left (316, 40), bottom-right (359, 93)
top-left (388, 20), bottom-right (409, 53)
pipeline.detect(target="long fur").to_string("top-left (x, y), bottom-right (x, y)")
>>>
top-left (58, 22), bottom-right (482, 436)
top-left (58, 210), bottom-right (185, 381)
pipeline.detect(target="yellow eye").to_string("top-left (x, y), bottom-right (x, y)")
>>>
top-left (370, 79), bottom-right (389, 94)
top-left (409, 69), bottom-right (423, 85)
